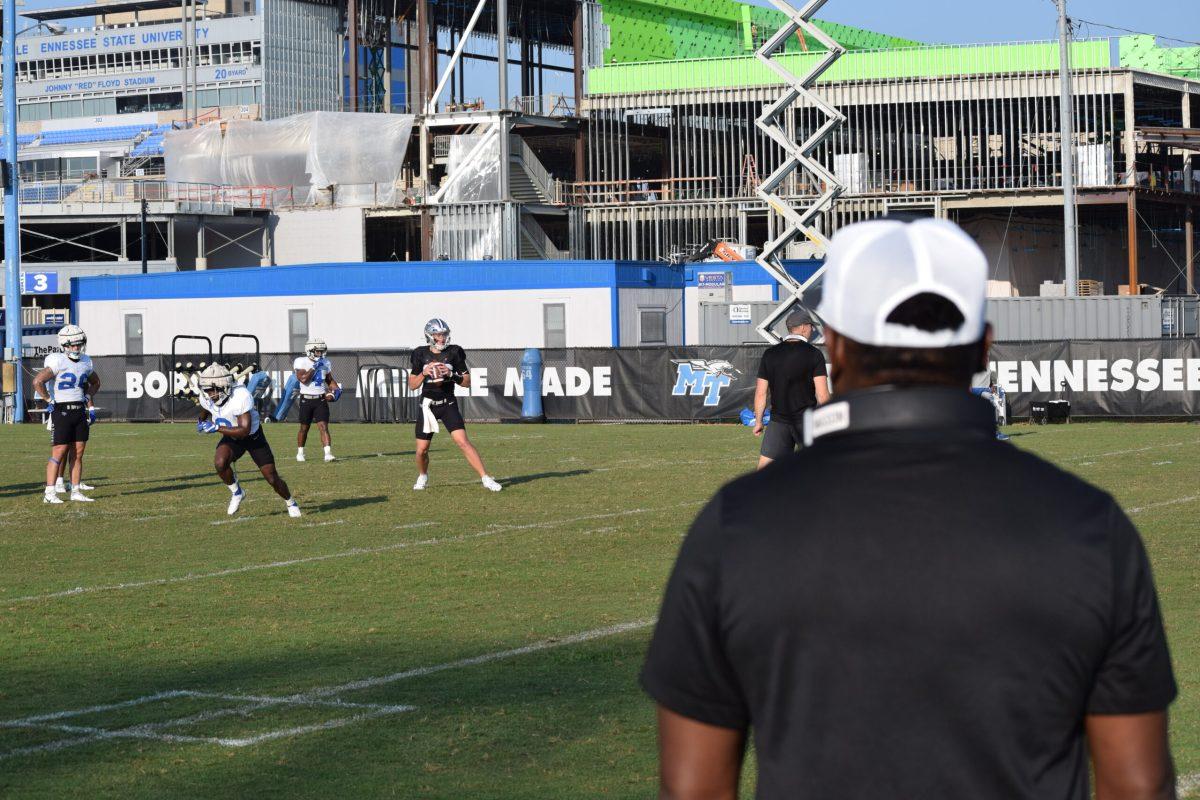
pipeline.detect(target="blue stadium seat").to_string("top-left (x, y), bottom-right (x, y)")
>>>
top-left (0, 133), bottom-right (40, 148)
top-left (20, 182), bottom-right (81, 203)
top-left (130, 135), bottom-right (166, 157)
top-left (37, 124), bottom-right (157, 147)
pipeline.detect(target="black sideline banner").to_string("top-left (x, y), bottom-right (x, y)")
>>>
top-left (22, 341), bottom-right (1200, 422)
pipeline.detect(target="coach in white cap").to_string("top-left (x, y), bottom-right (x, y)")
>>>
top-left (642, 219), bottom-right (1176, 800)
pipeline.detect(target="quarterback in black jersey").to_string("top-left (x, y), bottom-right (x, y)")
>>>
top-left (407, 318), bottom-right (502, 492)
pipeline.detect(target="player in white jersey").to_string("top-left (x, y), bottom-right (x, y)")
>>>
top-left (195, 363), bottom-right (301, 517)
top-left (32, 325), bottom-right (100, 504)
top-left (293, 338), bottom-right (340, 462)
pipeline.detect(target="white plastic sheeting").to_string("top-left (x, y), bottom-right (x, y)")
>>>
top-left (438, 129), bottom-right (501, 203)
top-left (164, 112), bottom-right (414, 206)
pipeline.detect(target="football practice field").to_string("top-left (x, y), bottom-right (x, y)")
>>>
top-left (0, 421), bottom-right (1197, 798)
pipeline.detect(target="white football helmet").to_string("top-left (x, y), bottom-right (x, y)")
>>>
top-left (57, 324), bottom-right (87, 361)
top-left (305, 338), bottom-right (328, 359)
top-left (198, 363), bottom-right (235, 404)
top-left (424, 318), bottom-right (450, 352)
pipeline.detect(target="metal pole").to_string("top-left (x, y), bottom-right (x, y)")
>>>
top-left (1186, 204), bottom-right (1194, 296)
top-left (1127, 190), bottom-right (1139, 294)
top-left (190, 0), bottom-right (198, 122)
top-left (496, 0), bottom-right (508, 112)
top-left (3, 0), bottom-right (25, 422)
top-left (180, 0), bottom-right (188, 121)
top-left (425, 0), bottom-right (487, 115)
top-left (1056, 0), bottom-right (1079, 295)
top-left (348, 0), bottom-right (358, 111)
top-left (497, 0), bottom-right (510, 254)
top-left (140, 198), bottom-right (149, 274)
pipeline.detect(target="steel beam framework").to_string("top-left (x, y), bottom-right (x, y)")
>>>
top-left (751, 0), bottom-right (845, 343)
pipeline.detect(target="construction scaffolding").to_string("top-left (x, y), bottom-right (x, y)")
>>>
top-left (577, 37), bottom-right (1199, 295)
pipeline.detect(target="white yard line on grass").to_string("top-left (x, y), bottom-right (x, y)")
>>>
top-left (1125, 494), bottom-right (1200, 515)
top-left (0, 695), bottom-right (416, 758)
top-left (0, 619), bottom-right (652, 760)
top-left (298, 619), bottom-right (654, 700)
top-left (1064, 438), bottom-right (1200, 463)
top-left (1179, 773), bottom-right (1200, 799)
top-left (209, 516), bottom-right (260, 526)
top-left (4, 503), bottom-right (702, 606)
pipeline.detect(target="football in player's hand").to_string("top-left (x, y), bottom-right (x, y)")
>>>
top-left (426, 362), bottom-right (451, 381)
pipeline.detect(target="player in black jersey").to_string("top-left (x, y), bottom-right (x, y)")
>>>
top-left (407, 318), bottom-right (502, 492)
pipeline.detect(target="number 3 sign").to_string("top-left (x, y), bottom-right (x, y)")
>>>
top-left (19, 272), bottom-right (58, 294)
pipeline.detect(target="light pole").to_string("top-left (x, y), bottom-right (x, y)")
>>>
top-left (1055, 0), bottom-right (1079, 296)
top-left (3, 17), bottom-right (62, 423)
top-left (3, 0), bottom-right (23, 422)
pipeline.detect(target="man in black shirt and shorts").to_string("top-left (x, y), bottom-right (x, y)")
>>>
top-left (754, 307), bottom-right (829, 469)
top-left (642, 219), bottom-right (1176, 800)
top-left (407, 318), bottom-right (502, 492)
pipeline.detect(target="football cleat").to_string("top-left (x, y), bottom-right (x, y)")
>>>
top-left (72, 482), bottom-right (94, 492)
top-left (43, 490), bottom-right (64, 504)
top-left (323, 452), bottom-right (335, 462)
top-left (227, 488), bottom-right (246, 515)
top-left (296, 449), bottom-right (306, 462)
top-left (481, 476), bottom-right (503, 492)
top-left (70, 490), bottom-right (95, 503)
top-left (286, 502), bottom-right (302, 518)
top-left (54, 479), bottom-right (66, 494)
top-left (412, 474), bottom-right (428, 491)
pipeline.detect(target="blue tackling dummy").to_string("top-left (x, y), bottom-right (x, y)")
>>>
top-left (739, 408), bottom-right (771, 427)
top-left (273, 374), bottom-right (301, 421)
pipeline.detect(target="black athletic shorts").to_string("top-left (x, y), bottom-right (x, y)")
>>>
top-left (218, 428), bottom-right (275, 467)
top-left (760, 417), bottom-right (806, 461)
top-left (51, 403), bottom-right (90, 445)
top-left (415, 398), bottom-right (465, 441)
top-left (297, 396), bottom-right (330, 425)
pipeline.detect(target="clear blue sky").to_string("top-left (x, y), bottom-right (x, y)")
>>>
top-left (753, 0), bottom-right (1200, 47)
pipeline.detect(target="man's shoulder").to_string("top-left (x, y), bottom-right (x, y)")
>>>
top-left (726, 432), bottom-right (1119, 523)
top-left (412, 345), bottom-right (432, 358)
top-left (763, 342), bottom-right (789, 356)
top-left (991, 441), bottom-right (1118, 507)
top-left (44, 353), bottom-right (64, 371)
top-left (293, 356), bottom-right (311, 368)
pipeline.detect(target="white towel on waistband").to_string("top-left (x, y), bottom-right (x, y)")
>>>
top-left (421, 397), bottom-right (440, 435)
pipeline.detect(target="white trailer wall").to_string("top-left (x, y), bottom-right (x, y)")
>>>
top-left (77, 288), bottom-right (613, 355)
top-left (72, 261), bottom-right (633, 355)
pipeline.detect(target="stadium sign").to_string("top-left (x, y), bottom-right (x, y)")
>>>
top-left (671, 359), bottom-right (740, 407)
top-left (43, 341), bottom-right (1200, 422)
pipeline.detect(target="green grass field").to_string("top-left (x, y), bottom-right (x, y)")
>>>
top-left (0, 421), bottom-right (1196, 798)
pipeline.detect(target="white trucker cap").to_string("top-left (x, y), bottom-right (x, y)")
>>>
top-left (815, 219), bottom-right (987, 348)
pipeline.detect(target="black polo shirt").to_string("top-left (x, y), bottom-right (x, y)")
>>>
top-left (642, 386), bottom-right (1176, 800)
top-left (756, 338), bottom-right (827, 422)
